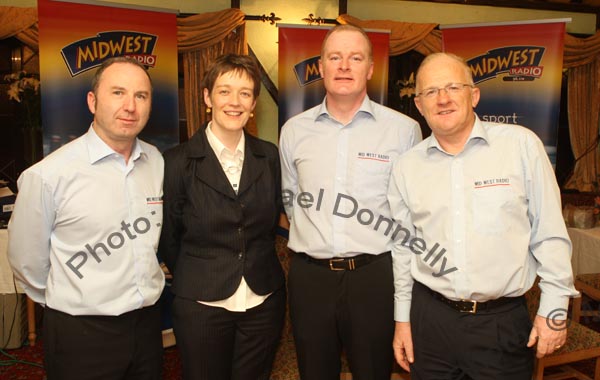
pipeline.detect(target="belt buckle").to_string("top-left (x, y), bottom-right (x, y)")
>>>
top-left (461, 300), bottom-right (477, 313)
top-left (329, 258), bottom-right (346, 271)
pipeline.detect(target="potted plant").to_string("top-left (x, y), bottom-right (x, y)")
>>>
top-left (4, 71), bottom-right (42, 167)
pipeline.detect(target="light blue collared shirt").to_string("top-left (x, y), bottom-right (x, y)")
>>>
top-left (8, 126), bottom-right (165, 315)
top-left (280, 95), bottom-right (422, 258)
top-left (388, 115), bottom-right (578, 321)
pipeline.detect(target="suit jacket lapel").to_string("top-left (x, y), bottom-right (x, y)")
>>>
top-left (238, 132), bottom-right (266, 196)
top-left (187, 124), bottom-right (237, 200)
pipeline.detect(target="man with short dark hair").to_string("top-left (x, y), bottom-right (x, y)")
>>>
top-left (8, 57), bottom-right (165, 380)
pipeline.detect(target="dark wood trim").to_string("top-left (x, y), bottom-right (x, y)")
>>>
top-left (248, 46), bottom-right (278, 105)
top-left (410, 0), bottom-right (598, 14)
top-left (407, 0), bottom-right (599, 29)
top-left (231, 0), bottom-right (240, 9)
top-left (339, 0), bottom-right (347, 15)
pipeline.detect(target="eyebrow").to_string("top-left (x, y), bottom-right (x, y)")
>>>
top-left (215, 84), bottom-right (254, 92)
top-left (109, 86), bottom-right (150, 95)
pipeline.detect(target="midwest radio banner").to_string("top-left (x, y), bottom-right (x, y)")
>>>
top-left (38, 0), bottom-right (179, 155)
top-left (278, 24), bottom-right (390, 129)
top-left (442, 20), bottom-right (567, 166)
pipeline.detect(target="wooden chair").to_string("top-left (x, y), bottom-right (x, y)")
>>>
top-left (525, 279), bottom-right (600, 380)
top-left (572, 273), bottom-right (600, 324)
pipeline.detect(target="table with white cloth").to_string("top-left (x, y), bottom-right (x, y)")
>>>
top-left (568, 227), bottom-right (600, 276)
top-left (0, 228), bottom-right (36, 346)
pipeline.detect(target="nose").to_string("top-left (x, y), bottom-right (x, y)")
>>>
top-left (123, 95), bottom-right (136, 112)
top-left (436, 88), bottom-right (452, 102)
top-left (339, 58), bottom-right (350, 71)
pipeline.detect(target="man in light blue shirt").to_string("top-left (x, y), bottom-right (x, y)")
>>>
top-left (8, 57), bottom-right (164, 380)
top-left (388, 52), bottom-right (578, 380)
top-left (280, 24), bottom-right (421, 380)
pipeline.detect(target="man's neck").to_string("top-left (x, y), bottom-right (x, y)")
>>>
top-left (326, 93), bottom-right (366, 126)
top-left (435, 128), bottom-right (473, 155)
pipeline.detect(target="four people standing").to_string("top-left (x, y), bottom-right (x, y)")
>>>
top-left (7, 27), bottom-right (577, 380)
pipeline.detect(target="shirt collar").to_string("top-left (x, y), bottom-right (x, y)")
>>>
top-left (315, 95), bottom-right (375, 123)
top-left (205, 122), bottom-right (245, 161)
top-left (426, 114), bottom-right (489, 155)
top-left (84, 124), bottom-right (145, 164)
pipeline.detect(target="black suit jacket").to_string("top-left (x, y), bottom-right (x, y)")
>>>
top-left (159, 124), bottom-right (285, 301)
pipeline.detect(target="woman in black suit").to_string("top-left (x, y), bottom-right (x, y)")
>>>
top-left (159, 54), bottom-right (285, 380)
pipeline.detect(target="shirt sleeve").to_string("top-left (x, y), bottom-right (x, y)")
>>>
top-left (388, 159), bottom-right (415, 322)
top-left (7, 169), bottom-right (54, 305)
top-left (524, 133), bottom-right (578, 318)
top-left (279, 123), bottom-right (298, 222)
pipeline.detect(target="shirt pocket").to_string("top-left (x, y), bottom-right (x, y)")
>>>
top-left (353, 159), bottom-right (392, 201)
top-left (472, 186), bottom-right (514, 235)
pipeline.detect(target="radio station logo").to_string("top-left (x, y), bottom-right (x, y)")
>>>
top-left (468, 46), bottom-right (545, 83)
top-left (293, 55), bottom-right (322, 86)
top-left (61, 30), bottom-right (158, 77)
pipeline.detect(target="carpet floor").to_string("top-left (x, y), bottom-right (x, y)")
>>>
top-left (1, 300), bottom-right (599, 380)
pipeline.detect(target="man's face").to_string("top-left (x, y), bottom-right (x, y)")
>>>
top-left (319, 30), bottom-right (374, 101)
top-left (87, 62), bottom-right (152, 148)
top-left (414, 55), bottom-right (480, 142)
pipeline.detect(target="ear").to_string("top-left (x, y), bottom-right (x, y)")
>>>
top-left (366, 60), bottom-right (374, 81)
top-left (318, 59), bottom-right (324, 78)
top-left (470, 87), bottom-right (481, 108)
top-left (414, 95), bottom-right (423, 116)
top-left (203, 88), bottom-right (212, 108)
top-left (87, 91), bottom-right (96, 114)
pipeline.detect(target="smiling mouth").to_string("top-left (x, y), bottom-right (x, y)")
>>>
top-left (224, 111), bottom-right (243, 116)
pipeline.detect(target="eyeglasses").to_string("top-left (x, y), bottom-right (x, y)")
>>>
top-left (417, 83), bottom-right (474, 99)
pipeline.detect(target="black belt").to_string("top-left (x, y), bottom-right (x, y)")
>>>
top-left (297, 251), bottom-right (390, 271)
top-left (419, 282), bottom-right (523, 314)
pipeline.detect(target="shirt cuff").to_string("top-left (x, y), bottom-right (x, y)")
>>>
top-left (537, 293), bottom-right (571, 321)
top-left (394, 299), bottom-right (411, 322)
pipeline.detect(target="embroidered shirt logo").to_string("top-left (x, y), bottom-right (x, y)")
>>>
top-left (146, 196), bottom-right (163, 205)
top-left (357, 152), bottom-right (390, 163)
top-left (474, 178), bottom-right (510, 189)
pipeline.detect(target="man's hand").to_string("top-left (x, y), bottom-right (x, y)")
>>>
top-left (527, 315), bottom-right (567, 358)
top-left (393, 321), bottom-right (414, 371)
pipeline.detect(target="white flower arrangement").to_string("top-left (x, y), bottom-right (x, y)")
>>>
top-left (4, 71), bottom-right (40, 103)
top-left (4, 71), bottom-right (41, 130)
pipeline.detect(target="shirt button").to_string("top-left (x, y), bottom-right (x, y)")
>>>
top-left (238, 252), bottom-right (243, 259)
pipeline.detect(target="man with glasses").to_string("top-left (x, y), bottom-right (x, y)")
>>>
top-left (387, 52), bottom-right (577, 379)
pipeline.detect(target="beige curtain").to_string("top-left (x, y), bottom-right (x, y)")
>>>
top-left (0, 7), bottom-right (38, 50)
top-left (562, 33), bottom-right (600, 192)
top-left (177, 9), bottom-right (249, 138)
top-left (337, 14), bottom-right (442, 56)
top-left (564, 55), bottom-right (600, 191)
